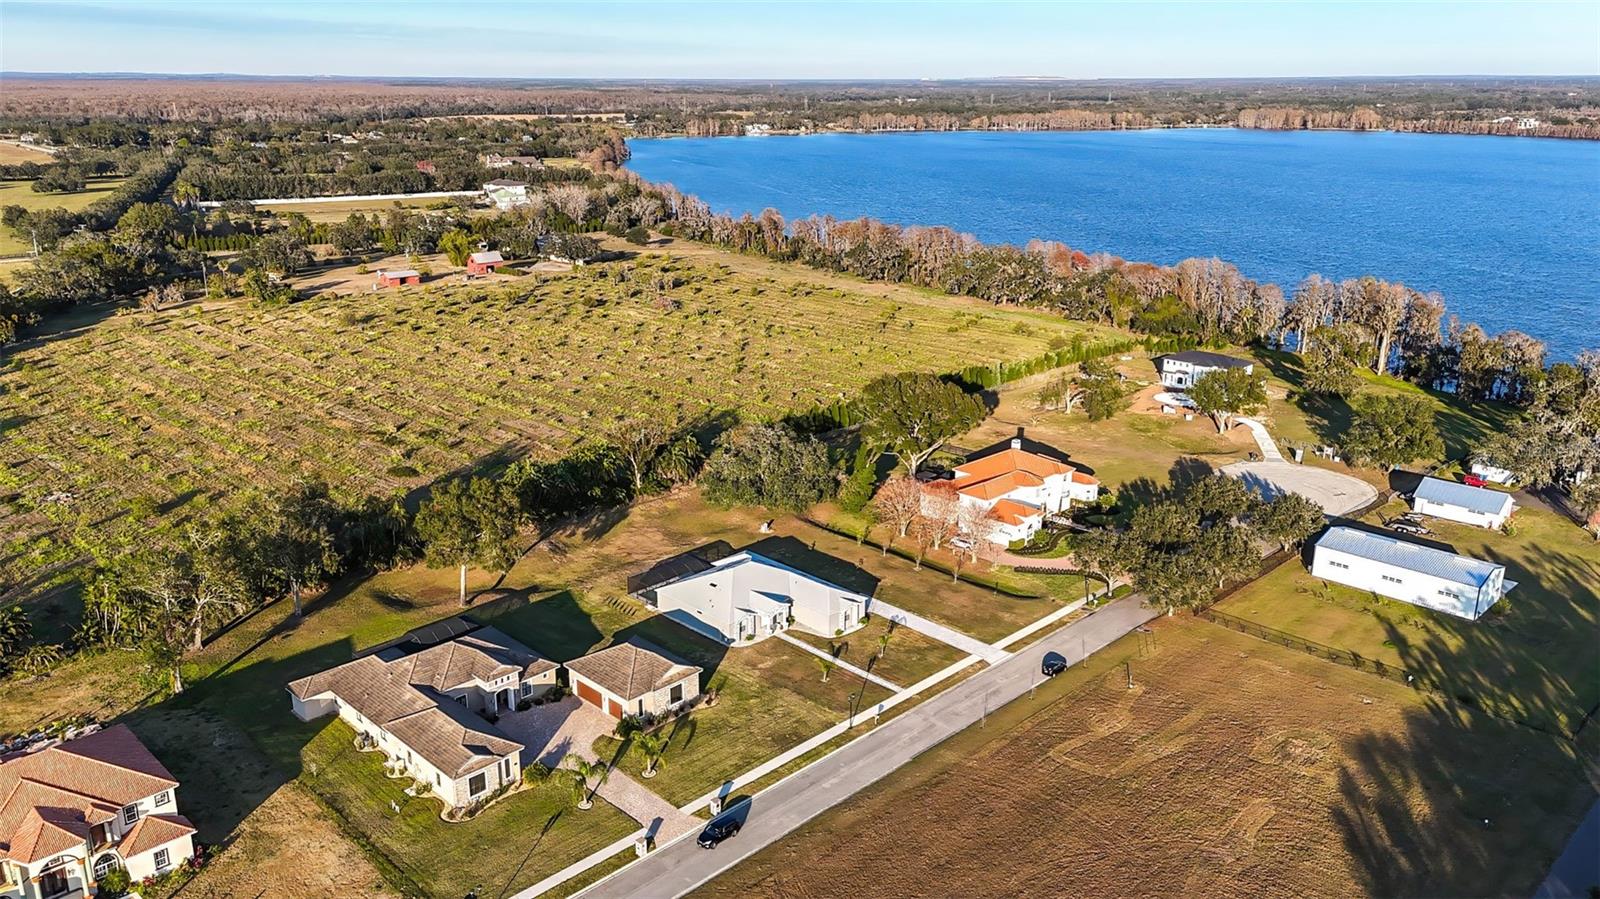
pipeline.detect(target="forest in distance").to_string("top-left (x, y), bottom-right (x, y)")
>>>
top-left (2, 73), bottom-right (1597, 139)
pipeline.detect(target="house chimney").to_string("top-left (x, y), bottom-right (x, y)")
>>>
top-left (1010, 438), bottom-right (1022, 450)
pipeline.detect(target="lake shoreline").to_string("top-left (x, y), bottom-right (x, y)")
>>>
top-left (633, 123), bottom-right (1599, 143)
top-left (627, 129), bottom-right (1598, 360)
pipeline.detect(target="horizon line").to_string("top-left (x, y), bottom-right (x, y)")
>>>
top-left (4, 71), bottom-right (1599, 84)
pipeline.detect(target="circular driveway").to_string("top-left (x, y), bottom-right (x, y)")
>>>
top-left (1220, 459), bottom-right (1378, 517)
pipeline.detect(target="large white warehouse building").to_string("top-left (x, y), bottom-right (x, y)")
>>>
top-left (1310, 526), bottom-right (1515, 621)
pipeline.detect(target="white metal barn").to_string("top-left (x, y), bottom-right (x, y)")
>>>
top-left (1310, 526), bottom-right (1515, 620)
top-left (1411, 476), bottom-right (1515, 529)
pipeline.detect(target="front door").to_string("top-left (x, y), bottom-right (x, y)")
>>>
top-left (39, 867), bottom-right (70, 898)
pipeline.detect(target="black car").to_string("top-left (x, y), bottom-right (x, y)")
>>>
top-left (1041, 654), bottom-right (1068, 677)
top-left (698, 818), bottom-right (741, 849)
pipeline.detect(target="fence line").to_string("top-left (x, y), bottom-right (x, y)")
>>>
top-left (1195, 607), bottom-right (1575, 740)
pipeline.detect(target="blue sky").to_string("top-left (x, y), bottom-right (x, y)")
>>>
top-left (2, 1), bottom-right (1597, 79)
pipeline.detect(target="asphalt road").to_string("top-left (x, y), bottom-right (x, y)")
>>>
top-left (575, 594), bottom-right (1159, 899)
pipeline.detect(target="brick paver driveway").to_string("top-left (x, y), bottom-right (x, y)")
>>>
top-left (497, 696), bottom-right (614, 766)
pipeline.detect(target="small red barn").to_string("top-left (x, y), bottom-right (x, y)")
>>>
top-left (466, 250), bottom-right (506, 275)
top-left (375, 269), bottom-right (421, 288)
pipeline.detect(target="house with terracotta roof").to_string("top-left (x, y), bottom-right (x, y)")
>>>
top-left (564, 640), bottom-right (702, 720)
top-left (945, 438), bottom-right (1100, 545)
top-left (1, 724), bottom-right (196, 898)
top-left (286, 624), bottom-right (557, 810)
top-left (633, 549), bottom-right (869, 646)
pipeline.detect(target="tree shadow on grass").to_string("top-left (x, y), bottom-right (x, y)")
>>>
top-left (1334, 701), bottom-right (1591, 897)
top-left (468, 588), bottom-right (607, 662)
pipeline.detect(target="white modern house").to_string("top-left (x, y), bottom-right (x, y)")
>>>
top-left (1411, 476), bottom-right (1515, 530)
top-left (638, 549), bottom-right (868, 644)
top-left (1156, 350), bottom-right (1255, 390)
top-left (287, 623), bottom-right (557, 810)
top-left (565, 640), bottom-right (702, 721)
top-left (482, 179), bottom-right (530, 210)
top-left (0, 725), bottom-right (197, 899)
top-left (1310, 526), bottom-right (1515, 620)
top-left (943, 439), bottom-right (1100, 545)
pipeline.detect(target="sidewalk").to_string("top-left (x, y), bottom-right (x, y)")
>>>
top-left (869, 599), bottom-right (1008, 663)
top-left (777, 632), bottom-right (903, 691)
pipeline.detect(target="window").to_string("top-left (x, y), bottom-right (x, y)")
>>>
top-left (522, 682), bottom-right (533, 697)
top-left (468, 773), bottom-right (487, 796)
top-left (154, 790), bottom-right (171, 807)
top-left (434, 773), bottom-right (440, 786)
top-left (1327, 560), bottom-right (1350, 570)
top-left (122, 804), bottom-right (140, 826)
top-left (669, 683), bottom-right (684, 704)
top-left (93, 854), bottom-right (120, 879)
top-left (154, 848), bottom-right (171, 871)
top-left (1381, 574), bottom-right (1403, 585)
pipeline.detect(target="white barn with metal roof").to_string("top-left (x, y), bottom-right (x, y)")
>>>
top-left (1411, 476), bottom-right (1515, 529)
top-left (1310, 526), bottom-right (1515, 620)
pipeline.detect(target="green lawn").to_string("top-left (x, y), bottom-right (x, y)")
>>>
top-left (477, 590), bottom-right (892, 807)
top-left (1255, 349), bottom-right (1517, 471)
top-left (787, 612), bottom-right (971, 688)
top-left (1216, 500), bottom-right (1600, 735)
top-left (0, 178), bottom-right (127, 255)
top-left (297, 718), bottom-right (637, 899)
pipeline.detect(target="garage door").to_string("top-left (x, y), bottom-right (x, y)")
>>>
top-left (575, 679), bottom-right (602, 708)
top-left (605, 697), bottom-right (623, 719)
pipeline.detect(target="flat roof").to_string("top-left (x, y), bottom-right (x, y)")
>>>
top-left (1414, 476), bottom-right (1514, 516)
top-left (1316, 526), bottom-right (1504, 589)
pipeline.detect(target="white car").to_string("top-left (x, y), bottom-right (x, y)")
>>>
top-left (949, 537), bottom-right (974, 551)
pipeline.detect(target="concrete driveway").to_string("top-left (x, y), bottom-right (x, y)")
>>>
top-left (498, 696), bottom-right (615, 767)
top-left (1222, 459), bottom-right (1378, 517)
top-left (570, 594), bottom-right (1158, 899)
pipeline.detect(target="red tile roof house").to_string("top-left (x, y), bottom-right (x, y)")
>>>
top-left (0, 725), bottom-right (196, 898)
top-left (937, 438), bottom-right (1100, 545)
top-left (286, 624), bottom-right (557, 811)
top-left (465, 250), bottom-right (505, 275)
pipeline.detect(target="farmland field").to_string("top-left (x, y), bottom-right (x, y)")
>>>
top-left (697, 617), bottom-right (1595, 899)
top-left (0, 177), bottom-right (127, 255)
top-left (0, 142), bottom-right (57, 164)
top-left (0, 250), bottom-right (1121, 624)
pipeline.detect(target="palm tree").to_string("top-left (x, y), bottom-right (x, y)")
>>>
top-left (876, 632), bottom-right (892, 661)
top-left (814, 656), bottom-right (835, 684)
top-left (566, 757), bottom-right (609, 810)
top-left (634, 731), bottom-right (668, 779)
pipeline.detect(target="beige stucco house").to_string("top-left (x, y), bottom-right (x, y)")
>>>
top-left (1, 725), bottom-right (196, 899)
top-left (287, 623), bottom-right (557, 810)
top-left (565, 640), bottom-right (702, 721)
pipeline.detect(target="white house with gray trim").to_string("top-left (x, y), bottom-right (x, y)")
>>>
top-left (1411, 476), bottom-right (1515, 530)
top-left (1156, 350), bottom-right (1255, 389)
top-left (639, 550), bottom-right (868, 645)
top-left (1310, 526), bottom-right (1515, 620)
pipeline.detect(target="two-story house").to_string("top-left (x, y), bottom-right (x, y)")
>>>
top-left (1, 725), bottom-right (196, 898)
top-left (287, 623), bottom-right (557, 810)
top-left (943, 439), bottom-right (1100, 545)
top-left (1156, 351), bottom-right (1255, 390)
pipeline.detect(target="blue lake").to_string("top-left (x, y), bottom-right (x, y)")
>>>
top-left (628, 129), bottom-right (1600, 360)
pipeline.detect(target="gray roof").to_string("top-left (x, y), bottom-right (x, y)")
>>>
top-left (1316, 527), bottom-right (1504, 589)
top-left (1161, 350), bottom-right (1254, 369)
top-left (1413, 477), bottom-right (1513, 516)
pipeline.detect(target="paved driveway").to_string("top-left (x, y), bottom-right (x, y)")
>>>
top-left (868, 598), bottom-right (1007, 663)
top-left (497, 696), bottom-right (614, 767)
top-left (572, 594), bottom-right (1158, 899)
top-left (1222, 459), bottom-right (1378, 517)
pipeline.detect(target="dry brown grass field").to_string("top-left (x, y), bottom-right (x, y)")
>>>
top-left (0, 141), bottom-right (56, 163)
top-left (697, 618), bottom-right (1595, 899)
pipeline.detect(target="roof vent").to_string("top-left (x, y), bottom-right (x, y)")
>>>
top-left (1010, 438), bottom-right (1022, 450)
